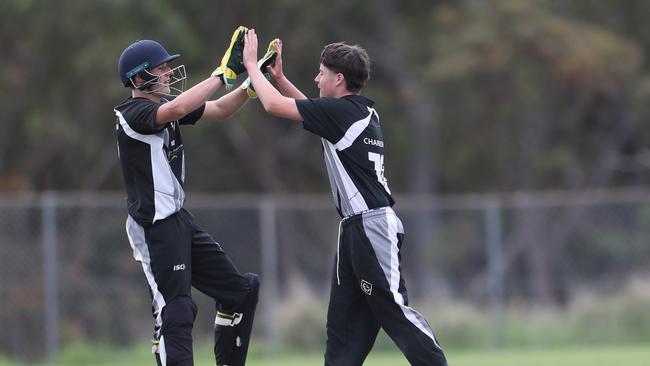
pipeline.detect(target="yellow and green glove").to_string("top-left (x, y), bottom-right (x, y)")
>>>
top-left (240, 40), bottom-right (279, 98)
top-left (212, 25), bottom-right (248, 89)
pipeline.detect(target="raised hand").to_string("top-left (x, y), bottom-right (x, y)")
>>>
top-left (241, 37), bottom-right (279, 98)
top-left (266, 39), bottom-right (284, 81)
top-left (243, 29), bottom-right (259, 70)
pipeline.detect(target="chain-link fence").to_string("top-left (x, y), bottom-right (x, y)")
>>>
top-left (2, 189), bottom-right (650, 362)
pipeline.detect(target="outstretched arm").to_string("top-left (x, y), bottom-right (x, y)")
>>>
top-left (243, 30), bottom-right (303, 122)
top-left (200, 86), bottom-right (249, 122)
top-left (156, 76), bottom-right (224, 124)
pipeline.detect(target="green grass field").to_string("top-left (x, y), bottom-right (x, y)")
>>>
top-left (251, 346), bottom-right (650, 366)
top-left (2, 344), bottom-right (648, 366)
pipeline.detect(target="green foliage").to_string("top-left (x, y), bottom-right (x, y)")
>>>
top-left (2, 0), bottom-right (650, 193)
top-left (262, 277), bottom-right (650, 352)
top-left (566, 280), bottom-right (650, 343)
top-left (276, 287), bottom-right (327, 352)
top-left (420, 277), bottom-right (650, 348)
top-left (430, 0), bottom-right (644, 192)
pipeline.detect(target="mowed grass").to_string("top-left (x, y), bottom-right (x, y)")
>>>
top-left (1, 344), bottom-right (649, 366)
top-left (251, 346), bottom-right (650, 366)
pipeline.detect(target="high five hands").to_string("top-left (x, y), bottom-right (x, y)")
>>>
top-left (241, 30), bottom-right (282, 98)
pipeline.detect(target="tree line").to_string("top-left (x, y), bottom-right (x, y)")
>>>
top-left (2, 0), bottom-right (650, 195)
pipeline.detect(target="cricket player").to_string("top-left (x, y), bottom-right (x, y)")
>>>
top-left (242, 30), bottom-right (448, 366)
top-left (114, 26), bottom-right (266, 366)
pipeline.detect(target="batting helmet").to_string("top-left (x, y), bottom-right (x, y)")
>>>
top-left (118, 40), bottom-right (180, 87)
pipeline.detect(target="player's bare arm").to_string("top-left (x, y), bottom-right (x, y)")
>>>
top-left (243, 30), bottom-right (303, 122)
top-left (201, 86), bottom-right (249, 122)
top-left (155, 75), bottom-right (224, 124)
top-left (266, 39), bottom-right (307, 100)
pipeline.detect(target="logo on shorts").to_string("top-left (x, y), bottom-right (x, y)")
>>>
top-left (361, 279), bottom-right (373, 295)
top-left (173, 264), bottom-right (186, 271)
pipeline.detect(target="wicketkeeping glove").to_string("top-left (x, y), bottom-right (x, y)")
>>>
top-left (212, 25), bottom-right (248, 89)
top-left (240, 40), bottom-right (279, 98)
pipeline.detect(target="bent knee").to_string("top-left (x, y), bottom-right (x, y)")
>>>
top-left (244, 272), bottom-right (260, 295)
top-left (243, 272), bottom-right (260, 307)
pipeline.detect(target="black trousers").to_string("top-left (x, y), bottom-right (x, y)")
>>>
top-left (324, 207), bottom-right (447, 366)
top-left (126, 209), bottom-right (258, 366)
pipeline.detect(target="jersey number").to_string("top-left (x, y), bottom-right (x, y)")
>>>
top-left (369, 152), bottom-right (391, 194)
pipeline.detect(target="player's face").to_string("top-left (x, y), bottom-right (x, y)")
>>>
top-left (150, 63), bottom-right (172, 95)
top-left (315, 64), bottom-right (339, 98)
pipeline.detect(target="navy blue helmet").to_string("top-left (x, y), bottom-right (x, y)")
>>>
top-left (118, 40), bottom-right (180, 87)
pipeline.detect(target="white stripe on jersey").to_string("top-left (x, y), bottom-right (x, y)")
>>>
top-left (333, 107), bottom-right (375, 151)
top-left (115, 110), bottom-right (185, 223)
top-left (322, 139), bottom-right (369, 215)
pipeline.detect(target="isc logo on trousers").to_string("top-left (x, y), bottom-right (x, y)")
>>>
top-left (361, 279), bottom-right (373, 295)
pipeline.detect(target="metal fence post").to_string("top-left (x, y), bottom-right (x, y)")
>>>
top-left (259, 198), bottom-right (279, 353)
top-left (484, 198), bottom-right (505, 348)
top-left (42, 192), bottom-right (59, 362)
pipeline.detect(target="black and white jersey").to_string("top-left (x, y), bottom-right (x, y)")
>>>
top-left (296, 95), bottom-right (395, 217)
top-left (114, 96), bottom-right (205, 226)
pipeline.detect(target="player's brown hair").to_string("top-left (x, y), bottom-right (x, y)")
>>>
top-left (320, 42), bottom-right (370, 93)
